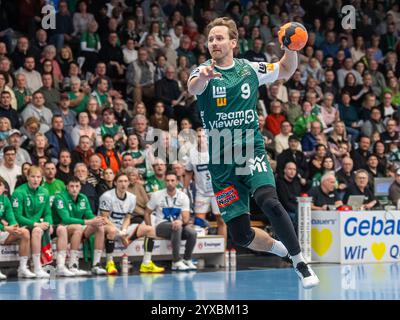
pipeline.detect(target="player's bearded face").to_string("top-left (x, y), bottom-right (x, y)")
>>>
top-left (208, 26), bottom-right (236, 62)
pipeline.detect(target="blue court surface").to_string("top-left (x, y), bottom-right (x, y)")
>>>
top-left (1, 262), bottom-right (400, 300)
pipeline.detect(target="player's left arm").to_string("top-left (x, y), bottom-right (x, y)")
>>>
top-left (121, 214), bottom-right (132, 234)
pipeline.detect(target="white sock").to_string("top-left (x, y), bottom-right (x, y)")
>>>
top-left (69, 250), bottom-right (80, 268)
top-left (268, 240), bottom-right (288, 257)
top-left (291, 252), bottom-right (307, 267)
top-left (106, 254), bottom-right (113, 262)
top-left (142, 252), bottom-right (152, 265)
top-left (19, 256), bottom-right (29, 270)
top-left (93, 250), bottom-right (103, 266)
top-left (57, 250), bottom-right (66, 267)
top-left (32, 253), bottom-right (41, 271)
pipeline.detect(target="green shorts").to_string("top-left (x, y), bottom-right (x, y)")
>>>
top-left (210, 151), bottom-right (275, 223)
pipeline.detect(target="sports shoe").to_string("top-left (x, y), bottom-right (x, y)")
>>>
top-left (0, 270), bottom-right (6, 280)
top-left (106, 260), bottom-right (118, 275)
top-left (294, 262), bottom-right (320, 289)
top-left (91, 264), bottom-right (107, 275)
top-left (34, 268), bottom-right (50, 278)
top-left (18, 268), bottom-right (36, 279)
top-left (56, 265), bottom-right (75, 277)
top-left (171, 260), bottom-right (190, 271)
top-left (69, 264), bottom-right (90, 276)
top-left (183, 259), bottom-right (197, 270)
top-left (140, 261), bottom-right (165, 273)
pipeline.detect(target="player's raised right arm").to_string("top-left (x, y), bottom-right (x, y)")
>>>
top-left (188, 60), bottom-right (222, 96)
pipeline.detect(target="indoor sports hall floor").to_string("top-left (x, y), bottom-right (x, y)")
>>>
top-left (1, 255), bottom-right (400, 300)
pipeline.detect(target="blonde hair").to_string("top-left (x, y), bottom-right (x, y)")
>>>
top-left (206, 17), bottom-right (238, 41)
top-left (28, 165), bottom-right (43, 176)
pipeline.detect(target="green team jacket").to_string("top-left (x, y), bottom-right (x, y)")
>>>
top-left (52, 190), bottom-right (95, 225)
top-left (11, 183), bottom-right (53, 227)
top-left (0, 194), bottom-right (17, 231)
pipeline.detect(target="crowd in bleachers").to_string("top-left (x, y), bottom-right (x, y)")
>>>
top-left (0, 0), bottom-right (398, 233)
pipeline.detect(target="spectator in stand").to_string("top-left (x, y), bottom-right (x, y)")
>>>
top-left (0, 71), bottom-right (17, 110)
top-left (321, 69), bottom-right (339, 99)
top-left (56, 149), bottom-right (74, 184)
top-left (369, 59), bottom-right (386, 98)
top-left (0, 146), bottom-right (21, 194)
top-left (87, 154), bottom-right (103, 187)
top-left (150, 101), bottom-right (169, 131)
top-left (176, 35), bottom-right (196, 67)
top-left (337, 91), bottom-right (360, 143)
top-left (0, 91), bottom-right (20, 128)
top-left (132, 115), bottom-right (154, 149)
top-left (53, 93), bottom-right (77, 133)
top-left (155, 66), bottom-right (181, 118)
top-left (344, 169), bottom-right (379, 210)
top-left (96, 107), bottom-right (126, 150)
top-left (86, 97), bottom-right (102, 129)
top-left (96, 135), bottom-right (122, 174)
top-left (74, 162), bottom-right (98, 213)
top-left (13, 73), bottom-right (32, 112)
top-left (91, 77), bottom-right (112, 109)
top-left (96, 167), bottom-right (115, 197)
top-left (57, 46), bottom-right (74, 78)
top-left (79, 20), bottom-right (101, 73)
top-left (384, 76), bottom-right (400, 108)
top-left (320, 93), bottom-right (339, 128)
top-left (72, 0), bottom-right (95, 37)
top-left (113, 98), bottom-right (132, 131)
top-left (42, 161), bottom-right (66, 206)
top-left (145, 158), bottom-right (167, 195)
top-left (99, 32), bottom-right (125, 84)
top-left (309, 172), bottom-right (343, 210)
top-left (71, 135), bottom-right (95, 167)
top-left (5, 129), bottom-right (31, 166)
top-left (37, 73), bottom-right (60, 113)
top-left (29, 132), bottom-right (53, 166)
top-left (243, 37), bottom-right (267, 63)
top-left (45, 115), bottom-right (74, 162)
top-left (275, 121), bottom-right (297, 155)
top-left (284, 89), bottom-right (302, 126)
top-left (21, 91), bottom-right (53, 133)
top-left (266, 100), bottom-right (286, 136)
top-left (277, 135), bottom-right (308, 179)
top-left (351, 135), bottom-right (372, 171)
top-left (365, 153), bottom-right (386, 190)
top-left (293, 101), bottom-right (320, 139)
top-left (336, 156), bottom-right (355, 197)
top-left (337, 58), bottom-right (362, 89)
top-left (302, 120), bottom-right (323, 153)
top-left (379, 92), bottom-right (396, 121)
top-left (311, 155), bottom-right (336, 188)
top-left (40, 45), bottom-right (63, 86)
top-left (276, 162), bottom-right (308, 228)
top-left (381, 119), bottom-right (399, 148)
top-left (70, 111), bottom-right (96, 148)
top-left (126, 48), bottom-right (155, 105)
top-left (361, 107), bottom-right (385, 137)
top-left (15, 162), bottom-right (31, 189)
top-left (49, 1), bottom-right (75, 50)
top-left (11, 36), bottom-right (39, 70)
top-left (308, 144), bottom-right (328, 178)
top-left (389, 168), bottom-right (400, 206)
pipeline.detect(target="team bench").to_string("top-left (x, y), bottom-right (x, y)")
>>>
top-left (0, 235), bottom-right (226, 268)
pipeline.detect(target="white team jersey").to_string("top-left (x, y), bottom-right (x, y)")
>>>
top-left (99, 189), bottom-right (136, 228)
top-left (185, 146), bottom-right (214, 197)
top-left (147, 189), bottom-right (190, 227)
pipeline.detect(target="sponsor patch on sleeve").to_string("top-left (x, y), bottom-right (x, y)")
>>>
top-left (215, 185), bottom-right (239, 208)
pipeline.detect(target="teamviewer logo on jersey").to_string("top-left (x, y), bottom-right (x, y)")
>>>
top-left (249, 155), bottom-right (268, 175)
top-left (213, 86), bottom-right (227, 107)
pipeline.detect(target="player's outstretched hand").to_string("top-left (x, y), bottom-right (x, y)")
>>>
top-left (199, 60), bottom-right (222, 80)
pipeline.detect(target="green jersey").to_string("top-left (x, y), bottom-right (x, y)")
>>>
top-left (191, 59), bottom-right (279, 154)
top-left (43, 179), bottom-right (66, 206)
top-left (145, 176), bottom-right (166, 194)
top-left (0, 194), bottom-right (17, 231)
top-left (190, 59), bottom-right (280, 222)
top-left (11, 183), bottom-right (53, 227)
top-left (100, 123), bottom-right (123, 138)
top-left (52, 191), bottom-right (95, 225)
top-left (68, 91), bottom-right (89, 113)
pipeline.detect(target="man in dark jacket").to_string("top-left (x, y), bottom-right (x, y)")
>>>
top-left (0, 91), bottom-right (20, 128)
top-left (155, 66), bottom-right (181, 118)
top-left (277, 135), bottom-right (309, 179)
top-left (45, 115), bottom-right (74, 162)
top-left (350, 135), bottom-right (371, 171)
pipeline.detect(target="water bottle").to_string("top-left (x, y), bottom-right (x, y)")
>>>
top-left (224, 250), bottom-right (230, 268)
top-left (121, 254), bottom-right (129, 275)
top-left (230, 249), bottom-right (237, 268)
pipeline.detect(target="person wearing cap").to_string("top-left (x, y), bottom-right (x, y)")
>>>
top-left (389, 169), bottom-right (400, 206)
top-left (6, 129), bottom-right (31, 166)
top-left (277, 134), bottom-right (308, 179)
top-left (0, 91), bottom-right (20, 129)
top-left (0, 145), bottom-right (21, 194)
top-left (53, 92), bottom-right (77, 133)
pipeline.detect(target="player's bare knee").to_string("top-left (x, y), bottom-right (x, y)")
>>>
top-left (32, 227), bottom-right (43, 237)
top-left (57, 225), bottom-right (67, 236)
top-left (21, 228), bottom-right (30, 240)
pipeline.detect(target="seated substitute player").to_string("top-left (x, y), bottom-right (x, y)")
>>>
top-left (184, 128), bottom-right (227, 244)
top-left (99, 172), bottom-right (165, 274)
top-left (12, 166), bottom-right (74, 278)
top-left (52, 177), bottom-right (108, 276)
top-left (0, 176), bottom-right (36, 279)
top-left (145, 171), bottom-right (197, 271)
top-left (188, 17), bottom-right (319, 288)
